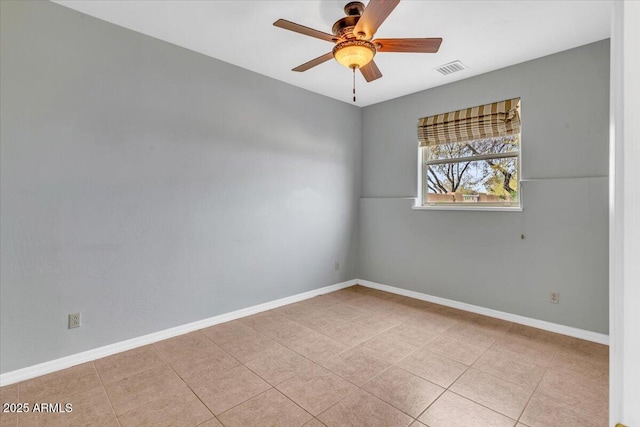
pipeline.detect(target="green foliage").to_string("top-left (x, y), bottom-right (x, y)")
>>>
top-left (426, 135), bottom-right (519, 200)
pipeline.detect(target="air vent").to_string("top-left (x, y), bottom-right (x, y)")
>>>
top-left (434, 60), bottom-right (467, 75)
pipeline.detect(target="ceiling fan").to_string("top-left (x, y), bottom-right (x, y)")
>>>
top-left (273, 0), bottom-right (442, 88)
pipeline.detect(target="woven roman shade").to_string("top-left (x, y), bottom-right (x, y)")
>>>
top-left (417, 98), bottom-right (521, 147)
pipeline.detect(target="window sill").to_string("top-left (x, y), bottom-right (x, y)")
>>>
top-left (412, 204), bottom-right (523, 212)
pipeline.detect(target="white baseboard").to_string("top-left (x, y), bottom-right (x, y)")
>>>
top-left (357, 279), bottom-right (609, 345)
top-left (0, 279), bottom-right (358, 387)
top-left (1, 277), bottom-right (608, 386)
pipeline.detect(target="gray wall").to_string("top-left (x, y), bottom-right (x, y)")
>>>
top-left (359, 40), bottom-right (610, 334)
top-left (0, 0), bottom-right (610, 375)
top-left (0, 1), bottom-right (361, 373)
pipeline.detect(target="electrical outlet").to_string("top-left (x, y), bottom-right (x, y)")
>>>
top-left (68, 312), bottom-right (81, 329)
top-left (334, 262), bottom-right (340, 271)
top-left (550, 292), bottom-right (560, 304)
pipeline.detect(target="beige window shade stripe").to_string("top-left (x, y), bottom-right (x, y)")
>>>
top-left (418, 98), bottom-right (521, 147)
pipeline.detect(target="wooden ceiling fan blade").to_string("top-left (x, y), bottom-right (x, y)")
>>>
top-left (353, 0), bottom-right (400, 40)
top-left (374, 38), bottom-right (443, 53)
top-left (273, 19), bottom-right (336, 43)
top-left (292, 52), bottom-right (334, 72)
top-left (360, 60), bottom-right (383, 82)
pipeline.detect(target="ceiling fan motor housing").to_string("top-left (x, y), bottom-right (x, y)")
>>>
top-left (344, 1), bottom-right (365, 16)
top-left (333, 1), bottom-right (370, 39)
top-left (332, 16), bottom-right (360, 39)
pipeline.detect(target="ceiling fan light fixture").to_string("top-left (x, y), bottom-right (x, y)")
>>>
top-left (332, 39), bottom-right (376, 69)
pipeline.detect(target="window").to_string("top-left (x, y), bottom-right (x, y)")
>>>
top-left (417, 98), bottom-right (521, 209)
top-left (422, 135), bottom-right (520, 207)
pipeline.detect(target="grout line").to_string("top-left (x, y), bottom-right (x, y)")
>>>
top-left (92, 362), bottom-right (123, 427)
top-left (313, 385), bottom-right (361, 419)
top-left (360, 363), bottom-right (442, 421)
top-left (513, 342), bottom-right (560, 423)
top-left (240, 292), bottom-right (420, 418)
top-left (446, 389), bottom-right (519, 423)
top-left (209, 386), bottom-right (274, 422)
top-left (195, 417), bottom-right (223, 427)
top-left (442, 328), bottom-right (551, 423)
top-left (18, 285), bottom-right (605, 426)
top-left (515, 377), bottom-right (543, 423)
top-left (413, 385), bottom-right (446, 422)
top-left (216, 387), bottom-right (315, 424)
top-left (264, 387), bottom-right (316, 422)
top-left (187, 293), bottom-right (369, 419)
top-left (270, 294), bottom-right (469, 422)
top-left (151, 341), bottom-right (220, 423)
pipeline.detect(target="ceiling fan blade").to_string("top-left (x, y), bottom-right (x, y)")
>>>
top-left (374, 38), bottom-right (443, 53)
top-left (353, 0), bottom-right (401, 40)
top-left (273, 19), bottom-right (336, 43)
top-left (360, 60), bottom-right (383, 82)
top-left (292, 52), bottom-right (334, 72)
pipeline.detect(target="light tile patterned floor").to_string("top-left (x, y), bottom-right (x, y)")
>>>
top-left (0, 285), bottom-right (609, 426)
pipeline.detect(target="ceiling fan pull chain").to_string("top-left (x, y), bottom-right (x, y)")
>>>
top-left (352, 66), bottom-right (356, 102)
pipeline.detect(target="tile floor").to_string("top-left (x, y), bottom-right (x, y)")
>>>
top-left (0, 285), bottom-right (609, 427)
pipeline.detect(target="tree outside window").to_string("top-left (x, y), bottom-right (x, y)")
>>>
top-left (423, 135), bottom-right (520, 206)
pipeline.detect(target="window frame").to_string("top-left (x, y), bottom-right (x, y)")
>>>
top-left (415, 135), bottom-right (523, 212)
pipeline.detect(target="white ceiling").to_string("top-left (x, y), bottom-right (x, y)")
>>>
top-left (54, 0), bottom-right (612, 107)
